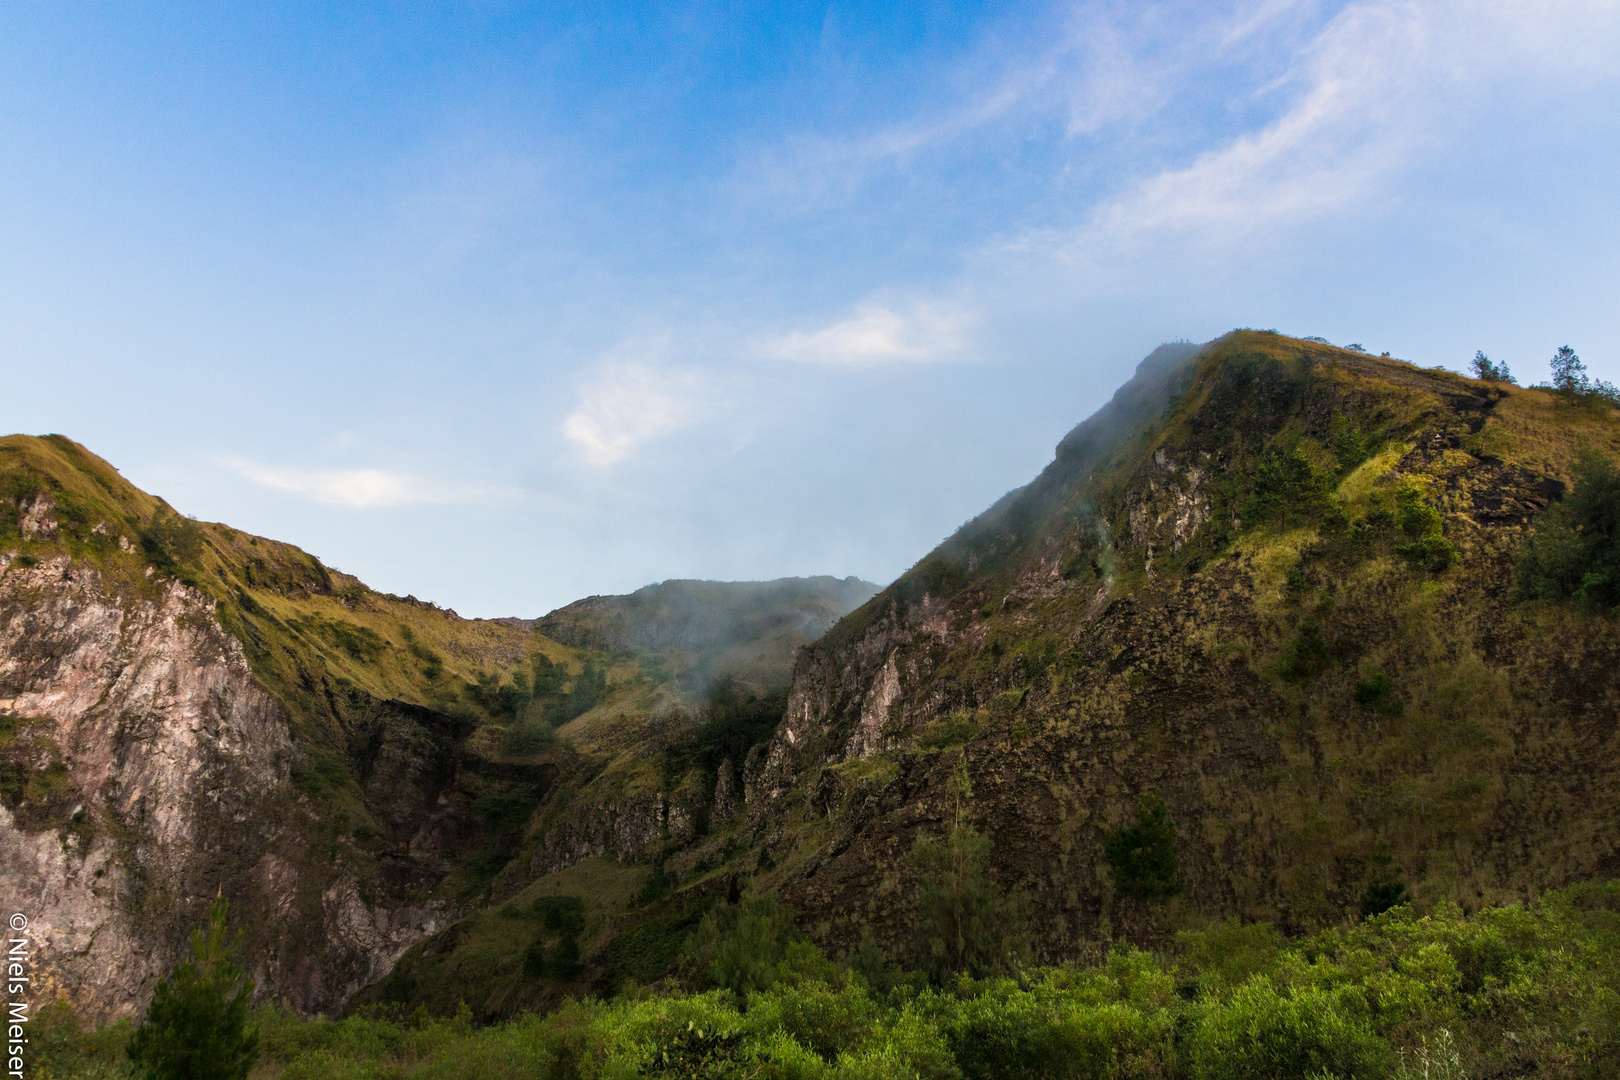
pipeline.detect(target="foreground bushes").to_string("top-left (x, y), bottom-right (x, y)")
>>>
top-left (35, 881), bottom-right (1620, 1079)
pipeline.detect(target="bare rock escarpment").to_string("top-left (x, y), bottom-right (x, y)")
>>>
top-left (0, 555), bottom-right (442, 1021)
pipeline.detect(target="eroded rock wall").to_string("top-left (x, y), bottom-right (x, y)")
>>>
top-left (0, 555), bottom-right (442, 1020)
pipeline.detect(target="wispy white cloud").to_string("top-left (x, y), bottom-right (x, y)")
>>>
top-left (562, 353), bottom-right (705, 466)
top-left (737, 1), bottom-right (1317, 212)
top-left (770, 300), bottom-right (975, 364)
top-left (226, 460), bottom-right (516, 508)
top-left (1068, 0), bottom-right (1620, 256)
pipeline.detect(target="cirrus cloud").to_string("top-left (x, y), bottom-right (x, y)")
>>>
top-left (562, 359), bottom-right (705, 466)
top-left (770, 300), bottom-right (975, 364)
top-left (1067, 0), bottom-right (1620, 258)
top-left (226, 460), bottom-right (511, 507)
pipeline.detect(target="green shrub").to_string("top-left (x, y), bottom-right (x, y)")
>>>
top-left (1519, 447), bottom-right (1620, 608)
top-left (1189, 979), bottom-right (1387, 1080)
top-left (912, 805), bottom-right (1031, 982)
top-left (948, 982), bottom-right (1170, 1080)
top-left (1352, 669), bottom-right (1404, 717)
top-left (503, 716), bottom-right (558, 755)
top-left (1177, 921), bottom-right (1284, 991)
top-left (836, 1007), bottom-right (961, 1080)
top-left (523, 897), bottom-right (585, 980)
top-left (1396, 536), bottom-right (1459, 573)
top-left (31, 1000), bottom-right (133, 1080)
top-left (320, 620), bottom-right (387, 663)
top-left (547, 661), bottom-right (609, 724)
top-left (1360, 845), bottom-right (1410, 920)
top-left (1104, 792), bottom-right (1182, 901)
top-left (465, 670), bottom-right (532, 719)
top-left (918, 712), bottom-right (981, 751)
top-left (126, 896), bottom-right (260, 1080)
top-left (290, 750), bottom-right (351, 799)
top-left (140, 507), bottom-right (205, 571)
top-left (409, 641), bottom-right (445, 681)
top-left (749, 980), bottom-right (882, 1062)
top-left (36, 881), bottom-right (1620, 1080)
top-left (1245, 450), bottom-right (1337, 531)
top-left (1329, 415), bottom-right (1372, 470)
top-left (1281, 620), bottom-right (1332, 681)
top-left (1391, 484), bottom-right (1458, 572)
top-left (681, 897), bottom-right (829, 996)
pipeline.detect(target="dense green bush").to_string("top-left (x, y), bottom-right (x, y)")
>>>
top-left (680, 896), bottom-right (838, 996)
top-left (1281, 619), bottom-right (1332, 681)
top-left (125, 896), bottom-right (259, 1080)
top-left (34, 881), bottom-right (1620, 1080)
top-left (139, 507), bottom-right (205, 571)
top-left (1188, 978), bottom-right (1386, 1080)
top-left (1103, 792), bottom-right (1183, 900)
top-left (946, 967), bottom-right (1173, 1080)
top-left (503, 716), bottom-right (559, 754)
top-left (1244, 449), bottom-right (1338, 531)
top-left (552, 661), bottom-right (609, 724)
top-left (747, 979), bottom-right (883, 1062)
top-left (1176, 921), bottom-right (1283, 991)
top-left (1359, 844), bottom-right (1410, 920)
top-left (1392, 484), bottom-right (1458, 572)
top-left (522, 897), bottom-right (586, 981)
top-left (1520, 447), bottom-right (1620, 609)
top-left (1352, 669), bottom-right (1403, 717)
top-left (912, 765), bottom-right (1031, 982)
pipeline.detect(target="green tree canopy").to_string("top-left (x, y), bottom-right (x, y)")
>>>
top-left (1545, 345), bottom-right (1620, 405)
top-left (1244, 449), bottom-right (1338, 531)
top-left (1520, 446), bottom-right (1620, 608)
top-left (126, 895), bottom-right (259, 1080)
top-left (1471, 350), bottom-right (1516, 384)
top-left (1104, 791), bottom-right (1184, 900)
top-left (910, 757), bottom-right (1030, 983)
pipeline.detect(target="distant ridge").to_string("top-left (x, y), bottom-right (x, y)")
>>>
top-left (539, 575), bottom-right (880, 689)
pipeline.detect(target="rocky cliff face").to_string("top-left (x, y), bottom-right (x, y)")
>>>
top-left (0, 550), bottom-right (444, 1021)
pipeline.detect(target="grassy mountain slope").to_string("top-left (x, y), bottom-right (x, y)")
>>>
top-left (336, 331), bottom-right (1620, 1020)
top-left (0, 432), bottom-right (581, 876)
top-left (737, 330), bottom-right (1620, 961)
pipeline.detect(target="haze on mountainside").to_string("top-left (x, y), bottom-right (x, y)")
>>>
top-left (5, 330), bottom-right (1620, 1080)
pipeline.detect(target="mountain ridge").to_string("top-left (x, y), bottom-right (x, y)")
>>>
top-left (6, 327), bottom-right (1620, 1027)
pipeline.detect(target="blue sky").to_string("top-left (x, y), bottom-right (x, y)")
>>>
top-left (3, 1), bottom-right (1618, 616)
